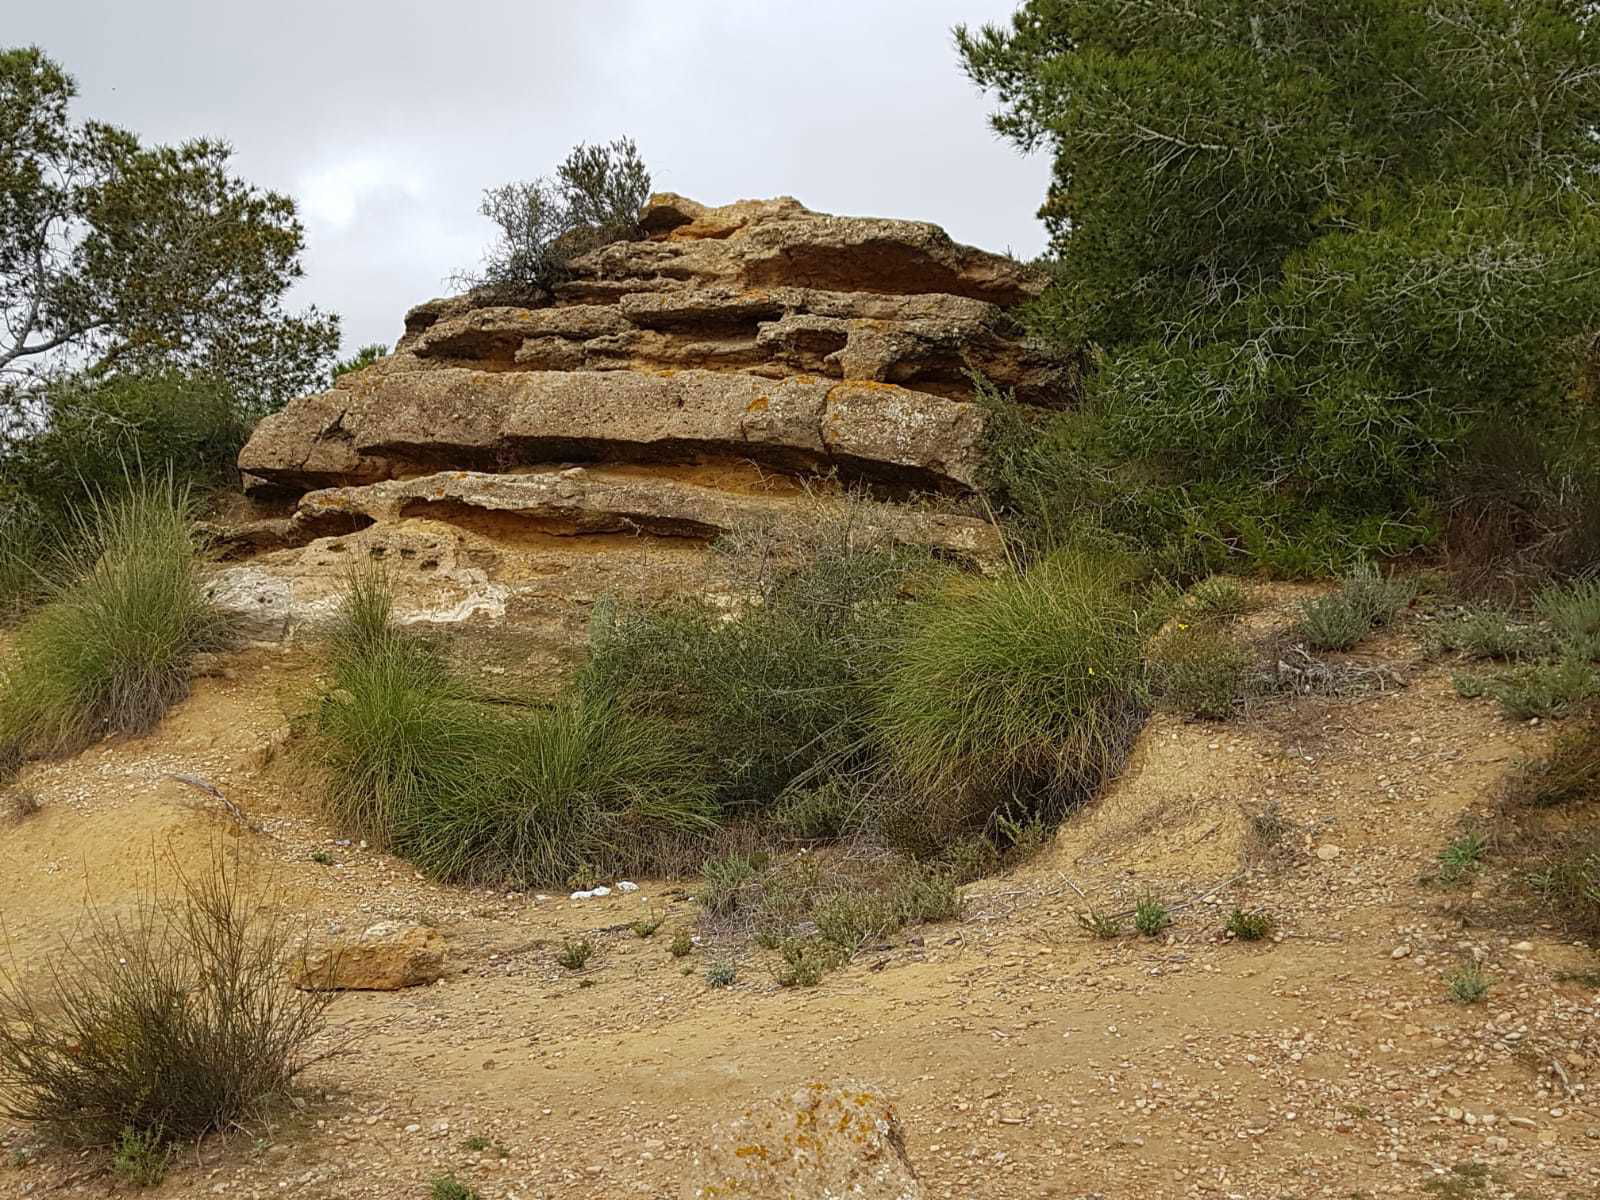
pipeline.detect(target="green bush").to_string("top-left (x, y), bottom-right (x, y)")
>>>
top-left (1535, 578), bottom-right (1600, 661)
top-left (871, 548), bottom-right (1150, 843)
top-left (959, 4), bottom-right (1600, 576)
top-left (1, 372), bottom-right (252, 613)
top-left (1483, 659), bottom-right (1597, 721)
top-left (1430, 608), bottom-right (1547, 662)
top-left (580, 517), bottom-right (912, 811)
top-left (1297, 564), bottom-right (1415, 651)
top-left (1188, 577), bottom-right (1256, 622)
top-left (311, 573), bottom-right (715, 886)
top-left (0, 856), bottom-right (331, 1151)
top-left (0, 483), bottom-right (231, 777)
top-left (1147, 624), bottom-right (1252, 720)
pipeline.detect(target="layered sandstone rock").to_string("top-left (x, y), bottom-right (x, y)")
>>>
top-left (225, 195), bottom-right (1060, 657)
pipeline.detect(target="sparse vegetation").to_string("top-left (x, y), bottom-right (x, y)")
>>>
top-left (1147, 623), bottom-right (1253, 720)
top-left (705, 959), bottom-right (738, 989)
top-left (429, 1175), bottom-right (481, 1200)
top-left (110, 1127), bottom-right (170, 1187)
top-left (1077, 909), bottom-right (1122, 939)
top-left (1482, 659), bottom-right (1596, 721)
top-left (1225, 909), bottom-right (1275, 941)
top-left (555, 938), bottom-right (593, 971)
top-left (1188, 577), bottom-right (1256, 623)
top-left (630, 913), bottom-right (664, 938)
top-left (458, 137), bottom-right (651, 298)
top-left (1437, 834), bottom-right (1487, 884)
top-left (1297, 565), bottom-right (1415, 652)
top-left (0, 483), bottom-right (232, 779)
top-left (1446, 961), bottom-right (1490, 1005)
top-left (309, 849), bottom-right (333, 866)
top-left (1527, 837), bottom-right (1600, 942)
top-left (1505, 720), bottom-right (1600, 808)
top-left (0, 855), bottom-right (331, 1152)
top-left (1133, 895), bottom-right (1170, 937)
top-left (668, 931), bottom-right (693, 958)
top-left (1535, 578), bottom-right (1600, 661)
top-left (1430, 608), bottom-right (1546, 662)
top-left (774, 939), bottom-right (842, 988)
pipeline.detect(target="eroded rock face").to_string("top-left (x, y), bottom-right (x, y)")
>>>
top-left (686, 1082), bottom-right (921, 1200)
top-left (228, 195), bottom-right (1052, 652)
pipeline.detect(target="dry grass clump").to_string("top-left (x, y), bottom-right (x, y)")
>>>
top-left (0, 854), bottom-right (331, 1153)
top-left (0, 483), bottom-right (231, 778)
top-left (1498, 720), bottom-right (1600, 941)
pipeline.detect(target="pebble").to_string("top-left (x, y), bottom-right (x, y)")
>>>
top-left (1315, 844), bottom-right (1343, 861)
top-left (1391, 945), bottom-right (1411, 959)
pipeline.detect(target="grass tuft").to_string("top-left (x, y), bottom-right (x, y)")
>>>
top-left (429, 1176), bottom-right (482, 1200)
top-left (1077, 909), bottom-right (1123, 939)
top-left (1535, 577), bottom-right (1600, 661)
top-left (1437, 834), bottom-right (1487, 884)
top-left (1187, 576), bottom-right (1256, 622)
top-left (872, 548), bottom-right (1150, 843)
top-left (0, 482), bottom-right (232, 778)
top-left (668, 931), bottom-right (693, 958)
top-left (705, 959), bottom-right (738, 989)
top-left (630, 913), bottom-right (664, 938)
top-left (309, 571), bottom-right (716, 886)
top-left (110, 1127), bottom-right (170, 1187)
top-left (1446, 960), bottom-right (1490, 1004)
top-left (555, 938), bottom-right (593, 971)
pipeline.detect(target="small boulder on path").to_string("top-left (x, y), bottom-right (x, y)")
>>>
top-left (295, 921), bottom-right (446, 991)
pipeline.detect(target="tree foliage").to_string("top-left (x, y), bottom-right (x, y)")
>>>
top-left (958, 2), bottom-right (1600, 577)
top-left (459, 137), bottom-right (652, 299)
top-left (0, 46), bottom-right (337, 414)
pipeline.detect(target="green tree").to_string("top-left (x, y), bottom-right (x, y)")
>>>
top-left (0, 46), bottom-right (337, 416)
top-left (958, 2), bottom-right (1600, 577)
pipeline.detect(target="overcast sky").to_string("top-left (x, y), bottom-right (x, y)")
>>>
top-left (11, 2), bottom-right (1048, 356)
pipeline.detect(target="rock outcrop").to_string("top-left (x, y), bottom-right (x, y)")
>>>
top-left (223, 195), bottom-right (1063, 663)
top-left (295, 921), bottom-right (447, 991)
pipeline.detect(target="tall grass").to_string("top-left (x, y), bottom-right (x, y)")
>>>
top-left (0, 483), bottom-right (231, 777)
top-left (1535, 577), bottom-right (1600, 661)
top-left (311, 571), bottom-right (716, 885)
top-left (870, 548), bottom-right (1150, 843)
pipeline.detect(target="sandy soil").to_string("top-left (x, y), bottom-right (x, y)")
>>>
top-left (1, 608), bottom-right (1596, 1199)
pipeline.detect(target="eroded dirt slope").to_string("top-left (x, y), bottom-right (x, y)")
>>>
top-left (1, 609), bottom-right (1597, 1199)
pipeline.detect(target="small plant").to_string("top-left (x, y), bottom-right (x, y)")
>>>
top-left (4, 788), bottom-right (40, 824)
top-left (1527, 836), bottom-right (1600, 939)
top-left (1446, 961), bottom-right (1490, 1004)
top-left (631, 912), bottom-right (664, 938)
top-left (1225, 909), bottom-right (1276, 941)
top-left (1485, 658), bottom-right (1597, 720)
top-left (1535, 577), bottom-right (1600, 661)
top-left (1188, 576), bottom-right (1256, 622)
top-left (309, 849), bottom-right (333, 866)
top-left (1133, 895), bottom-right (1170, 937)
top-left (1452, 672), bottom-right (1489, 700)
top-left (1504, 719), bottom-right (1600, 807)
top-left (429, 1175), bottom-right (482, 1200)
top-left (110, 1126), bottom-right (170, 1187)
top-left (1298, 564), bottom-right (1416, 651)
top-left (556, 938), bottom-right (593, 971)
top-left (774, 939), bottom-right (842, 988)
top-left (705, 958), bottom-right (738, 988)
top-left (459, 1135), bottom-right (492, 1152)
top-left (1077, 909), bottom-right (1122, 939)
top-left (698, 853), bottom-right (759, 917)
top-left (1147, 624), bottom-right (1253, 719)
top-left (1431, 608), bottom-right (1546, 661)
top-left (669, 930), bottom-right (693, 958)
top-left (1437, 834), bottom-right (1487, 884)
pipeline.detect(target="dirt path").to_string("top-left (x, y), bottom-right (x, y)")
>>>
top-left (2, 631), bottom-right (1596, 1199)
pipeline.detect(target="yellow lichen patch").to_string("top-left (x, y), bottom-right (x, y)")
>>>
top-left (745, 396), bottom-right (769, 413)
